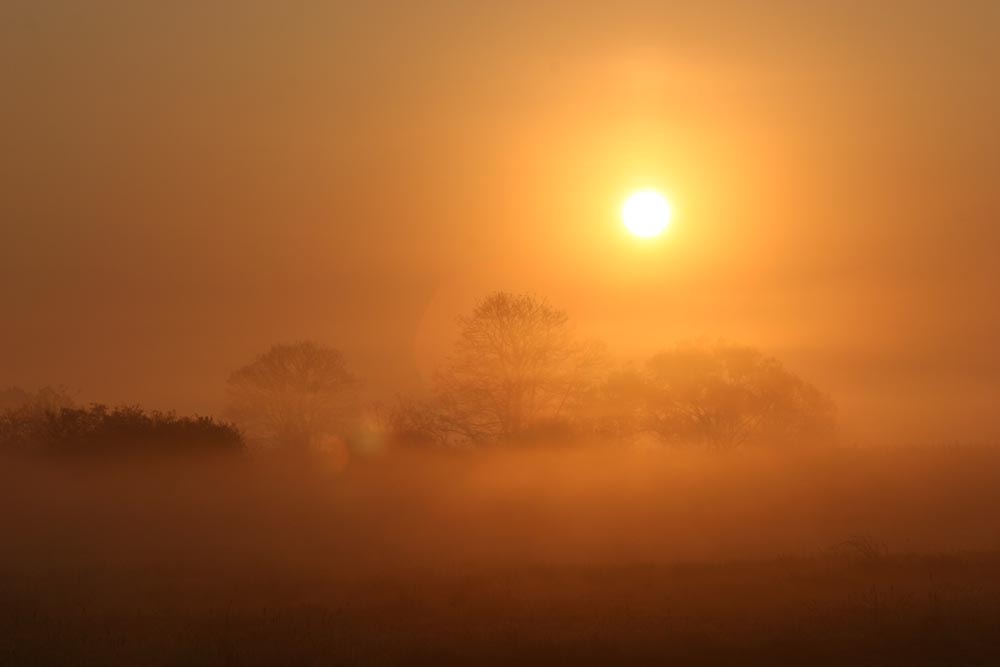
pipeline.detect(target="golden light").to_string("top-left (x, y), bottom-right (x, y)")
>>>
top-left (622, 190), bottom-right (672, 238)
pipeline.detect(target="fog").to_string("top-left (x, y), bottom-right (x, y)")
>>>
top-left (5, 443), bottom-right (998, 591)
top-left (3, 2), bottom-right (1000, 662)
top-left (3, 1), bottom-right (1000, 445)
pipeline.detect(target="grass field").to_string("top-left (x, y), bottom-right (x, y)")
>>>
top-left (4, 554), bottom-right (1000, 665)
top-left (3, 445), bottom-right (1000, 665)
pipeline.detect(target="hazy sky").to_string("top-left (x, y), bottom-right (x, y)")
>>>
top-left (2, 1), bottom-right (999, 443)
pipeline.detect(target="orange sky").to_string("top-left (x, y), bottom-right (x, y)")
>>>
top-left (2, 1), bottom-right (999, 444)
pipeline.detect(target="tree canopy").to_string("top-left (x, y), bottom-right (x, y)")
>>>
top-left (226, 341), bottom-right (359, 450)
top-left (397, 292), bottom-right (604, 446)
top-left (390, 297), bottom-right (834, 450)
top-left (599, 342), bottom-right (836, 449)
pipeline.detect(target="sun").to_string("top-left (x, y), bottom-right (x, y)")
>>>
top-left (622, 190), bottom-right (672, 238)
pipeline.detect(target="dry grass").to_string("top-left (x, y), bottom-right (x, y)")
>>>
top-left (4, 554), bottom-right (1000, 665)
top-left (3, 443), bottom-right (1000, 665)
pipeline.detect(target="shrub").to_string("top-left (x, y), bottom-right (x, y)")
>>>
top-left (0, 404), bottom-right (244, 460)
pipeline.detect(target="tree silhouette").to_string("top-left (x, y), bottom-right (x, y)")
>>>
top-left (608, 342), bottom-right (835, 449)
top-left (226, 342), bottom-right (359, 450)
top-left (0, 385), bottom-right (74, 413)
top-left (0, 404), bottom-right (242, 458)
top-left (408, 292), bottom-right (604, 446)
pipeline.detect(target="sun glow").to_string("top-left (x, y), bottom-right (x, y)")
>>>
top-left (622, 190), bottom-right (672, 238)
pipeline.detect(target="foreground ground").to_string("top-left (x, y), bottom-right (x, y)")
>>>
top-left (3, 553), bottom-right (1000, 665)
top-left (4, 446), bottom-right (1000, 665)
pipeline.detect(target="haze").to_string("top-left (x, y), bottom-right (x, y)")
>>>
top-left (3, 1), bottom-right (999, 444)
top-left (6, 3), bottom-right (1000, 664)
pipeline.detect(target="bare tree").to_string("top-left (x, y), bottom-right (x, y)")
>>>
top-left (419, 292), bottom-right (604, 446)
top-left (226, 342), bottom-right (359, 450)
top-left (0, 385), bottom-right (75, 413)
top-left (629, 342), bottom-right (835, 449)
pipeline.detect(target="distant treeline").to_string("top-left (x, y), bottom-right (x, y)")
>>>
top-left (0, 388), bottom-right (242, 459)
top-left (2, 291), bottom-right (836, 460)
top-left (225, 291), bottom-right (835, 453)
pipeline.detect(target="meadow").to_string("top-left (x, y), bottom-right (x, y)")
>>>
top-left (3, 443), bottom-right (1000, 665)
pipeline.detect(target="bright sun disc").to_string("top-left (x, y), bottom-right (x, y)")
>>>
top-left (622, 190), bottom-right (672, 238)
